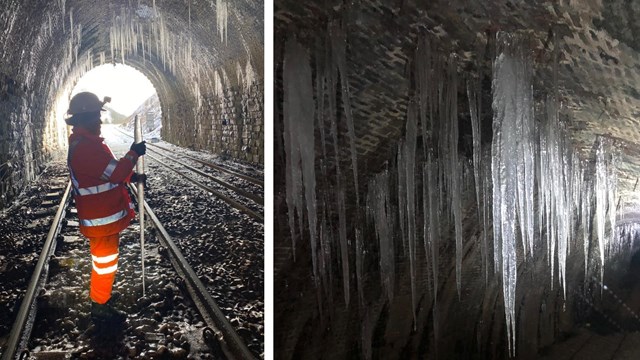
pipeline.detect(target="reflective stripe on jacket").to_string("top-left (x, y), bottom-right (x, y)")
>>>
top-left (67, 127), bottom-right (138, 237)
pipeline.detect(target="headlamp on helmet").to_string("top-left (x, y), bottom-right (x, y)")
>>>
top-left (67, 92), bottom-right (110, 115)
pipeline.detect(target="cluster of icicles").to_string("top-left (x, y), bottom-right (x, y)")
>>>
top-left (283, 29), bottom-right (625, 357)
top-left (107, 0), bottom-right (256, 109)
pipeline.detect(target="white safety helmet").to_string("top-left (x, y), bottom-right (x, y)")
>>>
top-left (67, 92), bottom-right (111, 115)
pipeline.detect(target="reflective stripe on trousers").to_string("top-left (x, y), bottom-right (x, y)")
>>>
top-left (92, 253), bottom-right (118, 274)
top-left (89, 234), bottom-right (120, 304)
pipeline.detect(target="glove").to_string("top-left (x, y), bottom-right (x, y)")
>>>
top-left (130, 141), bottom-right (146, 156)
top-left (130, 172), bottom-right (148, 188)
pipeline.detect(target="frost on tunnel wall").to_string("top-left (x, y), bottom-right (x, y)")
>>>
top-left (279, 29), bottom-right (627, 358)
top-left (107, 2), bottom-right (262, 164)
top-left (0, 1), bottom-right (72, 208)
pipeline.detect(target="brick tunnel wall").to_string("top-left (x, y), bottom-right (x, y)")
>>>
top-left (162, 81), bottom-right (264, 164)
top-left (0, 1), bottom-right (68, 209)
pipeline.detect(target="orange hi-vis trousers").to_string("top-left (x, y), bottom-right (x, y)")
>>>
top-left (89, 234), bottom-right (120, 304)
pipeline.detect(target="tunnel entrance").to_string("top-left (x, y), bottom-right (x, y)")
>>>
top-left (69, 64), bottom-right (161, 138)
top-left (0, 0), bottom-right (263, 210)
top-left (70, 64), bottom-right (157, 125)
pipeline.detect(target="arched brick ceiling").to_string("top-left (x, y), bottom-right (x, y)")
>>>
top-left (275, 0), bottom-right (640, 205)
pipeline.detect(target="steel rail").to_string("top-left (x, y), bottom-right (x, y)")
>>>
top-left (148, 142), bottom-right (263, 186)
top-left (146, 148), bottom-right (263, 204)
top-left (114, 128), bottom-right (263, 186)
top-left (3, 180), bottom-right (257, 360)
top-left (145, 153), bottom-right (263, 222)
top-left (129, 185), bottom-right (257, 360)
top-left (2, 181), bottom-right (72, 360)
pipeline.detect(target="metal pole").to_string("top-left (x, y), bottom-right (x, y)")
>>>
top-left (134, 115), bottom-right (145, 296)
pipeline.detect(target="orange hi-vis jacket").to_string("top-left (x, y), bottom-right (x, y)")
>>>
top-left (67, 127), bottom-right (138, 238)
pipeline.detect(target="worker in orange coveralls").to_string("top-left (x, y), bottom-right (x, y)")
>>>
top-left (65, 92), bottom-right (146, 323)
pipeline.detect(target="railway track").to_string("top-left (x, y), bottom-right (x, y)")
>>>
top-left (146, 142), bottom-right (263, 187)
top-left (115, 128), bottom-right (263, 222)
top-left (0, 162), bottom-right (261, 359)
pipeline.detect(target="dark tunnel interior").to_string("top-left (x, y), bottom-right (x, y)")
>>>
top-left (274, 1), bottom-right (640, 359)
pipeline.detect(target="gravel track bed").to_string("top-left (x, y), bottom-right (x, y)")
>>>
top-left (145, 140), bottom-right (263, 182)
top-left (0, 136), bottom-right (264, 358)
top-left (147, 148), bottom-right (263, 199)
top-left (0, 163), bottom-right (69, 350)
top-left (28, 212), bottom-right (215, 359)
top-left (107, 129), bottom-right (264, 357)
top-left (145, 154), bottom-right (263, 216)
top-left (144, 157), bottom-right (264, 357)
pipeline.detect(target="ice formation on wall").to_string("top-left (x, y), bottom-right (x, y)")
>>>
top-left (281, 29), bottom-right (624, 358)
top-left (367, 170), bottom-right (394, 303)
top-left (492, 42), bottom-right (521, 357)
top-left (330, 22), bottom-right (359, 207)
top-left (283, 39), bottom-right (319, 296)
top-left (216, 0), bottom-right (228, 44)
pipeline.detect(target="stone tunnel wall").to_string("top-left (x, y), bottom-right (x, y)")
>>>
top-left (162, 80), bottom-right (264, 164)
top-left (0, 79), bottom-right (52, 209)
top-left (0, 1), bottom-right (68, 209)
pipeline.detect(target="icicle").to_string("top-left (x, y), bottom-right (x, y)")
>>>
top-left (331, 21), bottom-right (359, 207)
top-left (368, 171), bottom-right (394, 303)
top-left (48, 13), bottom-right (52, 38)
top-left (482, 154), bottom-right (491, 274)
top-left (521, 61), bottom-right (535, 259)
top-left (467, 77), bottom-right (486, 282)
top-left (422, 164), bottom-right (432, 296)
top-left (493, 33), bottom-right (525, 357)
top-left (361, 309), bottom-right (373, 360)
top-left (582, 171), bottom-right (591, 280)
top-left (326, 34), bottom-right (350, 306)
top-left (426, 155), bottom-right (439, 306)
top-left (416, 36), bottom-right (428, 158)
top-left (315, 40), bottom-right (328, 162)
top-left (355, 228), bottom-right (364, 307)
top-left (447, 57), bottom-right (463, 298)
top-left (61, 0), bottom-right (66, 34)
top-left (338, 181), bottom-right (349, 305)
top-left (320, 202), bottom-right (333, 306)
top-left (283, 39), bottom-right (318, 292)
top-left (216, 0), bottom-right (228, 44)
top-left (607, 152), bottom-right (618, 257)
top-left (544, 95), bottom-right (557, 289)
top-left (397, 147), bottom-right (407, 255)
top-left (405, 102), bottom-right (418, 325)
top-left (141, 24), bottom-right (146, 63)
top-left (557, 141), bottom-right (569, 298)
top-left (595, 137), bottom-right (608, 288)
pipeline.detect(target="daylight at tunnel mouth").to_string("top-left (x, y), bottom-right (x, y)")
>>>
top-left (0, 0), bottom-right (263, 359)
top-left (275, 1), bottom-right (640, 359)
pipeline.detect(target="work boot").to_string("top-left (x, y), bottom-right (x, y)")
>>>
top-left (91, 301), bottom-right (127, 324)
